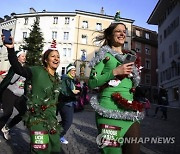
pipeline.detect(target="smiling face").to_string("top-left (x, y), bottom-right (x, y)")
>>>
top-left (18, 53), bottom-right (26, 64)
top-left (69, 69), bottom-right (76, 78)
top-left (46, 50), bottom-right (60, 71)
top-left (111, 24), bottom-right (126, 47)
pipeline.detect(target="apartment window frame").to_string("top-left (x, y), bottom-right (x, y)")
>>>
top-left (81, 35), bottom-right (87, 44)
top-left (65, 17), bottom-right (70, 24)
top-left (162, 51), bottom-right (165, 64)
top-left (61, 67), bottom-right (66, 75)
top-left (135, 42), bottom-right (141, 52)
top-left (136, 29), bottom-right (140, 37)
top-left (24, 17), bottom-right (28, 25)
top-left (53, 17), bottom-right (58, 24)
top-left (145, 45), bottom-right (151, 55)
top-left (145, 59), bottom-right (151, 69)
top-left (145, 32), bottom-right (150, 39)
top-left (145, 74), bottom-right (151, 85)
top-left (80, 49), bottom-right (87, 61)
top-left (82, 21), bottom-right (88, 29)
top-left (52, 31), bottom-right (57, 39)
top-left (96, 23), bottom-right (102, 31)
top-left (63, 32), bottom-right (69, 40)
top-left (23, 32), bottom-right (27, 39)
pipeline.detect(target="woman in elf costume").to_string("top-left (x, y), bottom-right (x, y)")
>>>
top-left (88, 12), bottom-right (144, 154)
top-left (2, 38), bottom-right (61, 154)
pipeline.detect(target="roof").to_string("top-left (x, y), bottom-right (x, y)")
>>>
top-left (147, 0), bottom-right (177, 25)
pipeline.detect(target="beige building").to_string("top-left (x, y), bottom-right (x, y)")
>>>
top-left (74, 10), bottom-right (134, 79)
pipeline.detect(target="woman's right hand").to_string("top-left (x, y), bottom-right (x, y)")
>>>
top-left (113, 62), bottom-right (134, 76)
top-left (1, 35), bottom-right (14, 48)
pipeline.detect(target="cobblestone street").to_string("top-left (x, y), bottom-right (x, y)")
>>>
top-left (0, 102), bottom-right (180, 154)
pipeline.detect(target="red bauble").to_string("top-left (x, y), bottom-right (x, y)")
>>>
top-left (41, 105), bottom-right (47, 111)
top-left (30, 107), bottom-right (35, 113)
top-left (130, 88), bottom-right (136, 93)
top-left (49, 129), bottom-right (56, 134)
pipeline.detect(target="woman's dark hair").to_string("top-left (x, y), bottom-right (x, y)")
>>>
top-left (42, 49), bottom-right (54, 67)
top-left (94, 22), bottom-right (127, 47)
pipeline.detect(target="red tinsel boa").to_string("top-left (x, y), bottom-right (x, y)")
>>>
top-left (111, 92), bottom-right (144, 112)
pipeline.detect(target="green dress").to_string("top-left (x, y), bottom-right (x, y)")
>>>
top-left (7, 48), bottom-right (61, 154)
top-left (26, 66), bottom-right (61, 154)
top-left (88, 45), bottom-right (144, 154)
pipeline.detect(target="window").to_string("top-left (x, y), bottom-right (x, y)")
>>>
top-left (63, 32), bottom-right (69, 40)
top-left (135, 42), bottom-right (141, 52)
top-left (162, 51), bottom-right (165, 64)
top-left (24, 18), bottom-right (28, 25)
top-left (53, 17), bottom-right (58, 24)
top-left (82, 21), bottom-right (88, 29)
top-left (169, 45), bottom-right (173, 58)
top-left (81, 35), bottom-right (87, 44)
top-left (67, 48), bottom-right (71, 57)
top-left (145, 32), bottom-right (150, 39)
top-left (126, 28), bottom-right (129, 36)
top-left (136, 29), bottom-right (140, 37)
top-left (80, 50), bottom-right (87, 61)
top-left (173, 41), bottom-right (179, 55)
top-left (159, 35), bottom-right (162, 43)
top-left (65, 17), bottom-right (70, 24)
top-left (23, 32), bottom-right (27, 39)
top-left (145, 45), bottom-right (151, 55)
top-left (52, 31), bottom-right (57, 39)
top-left (61, 67), bottom-right (65, 75)
top-left (96, 23), bottom-right (102, 31)
top-left (145, 59), bottom-right (151, 69)
top-left (173, 87), bottom-right (179, 101)
top-left (62, 48), bottom-right (67, 57)
top-left (62, 48), bottom-right (71, 57)
top-left (124, 41), bottom-right (128, 50)
top-left (145, 74), bottom-right (151, 85)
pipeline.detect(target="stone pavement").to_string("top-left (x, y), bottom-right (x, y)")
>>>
top-left (0, 102), bottom-right (180, 154)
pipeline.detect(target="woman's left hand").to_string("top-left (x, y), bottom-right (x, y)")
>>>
top-left (1, 35), bottom-right (14, 48)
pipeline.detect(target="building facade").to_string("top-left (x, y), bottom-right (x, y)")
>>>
top-left (131, 25), bottom-right (158, 102)
top-left (0, 9), bottom-right (134, 80)
top-left (148, 0), bottom-right (180, 107)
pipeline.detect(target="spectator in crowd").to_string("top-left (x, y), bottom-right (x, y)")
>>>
top-left (0, 50), bottom-right (27, 140)
top-left (57, 63), bottom-right (80, 144)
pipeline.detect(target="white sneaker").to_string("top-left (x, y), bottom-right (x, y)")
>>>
top-left (60, 136), bottom-right (68, 144)
top-left (1, 125), bottom-right (11, 140)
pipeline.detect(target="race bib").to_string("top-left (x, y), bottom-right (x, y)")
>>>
top-left (31, 131), bottom-right (49, 150)
top-left (99, 124), bottom-right (121, 147)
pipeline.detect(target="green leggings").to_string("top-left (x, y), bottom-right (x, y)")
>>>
top-left (96, 114), bottom-right (135, 154)
top-left (30, 123), bottom-right (61, 154)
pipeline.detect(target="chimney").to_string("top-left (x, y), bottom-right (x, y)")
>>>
top-left (29, 7), bottom-right (36, 13)
top-left (4, 15), bottom-right (10, 21)
top-left (100, 7), bottom-right (104, 14)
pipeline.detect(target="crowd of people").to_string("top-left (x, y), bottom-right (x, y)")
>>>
top-left (0, 11), bottom-right (169, 154)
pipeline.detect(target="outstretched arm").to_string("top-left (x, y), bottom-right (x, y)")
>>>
top-left (2, 37), bottom-right (32, 79)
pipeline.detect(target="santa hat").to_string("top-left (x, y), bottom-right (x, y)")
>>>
top-left (48, 39), bottom-right (58, 50)
top-left (15, 50), bottom-right (26, 57)
top-left (66, 63), bottom-right (76, 73)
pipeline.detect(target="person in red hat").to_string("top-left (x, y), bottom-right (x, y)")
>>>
top-left (2, 37), bottom-right (61, 154)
